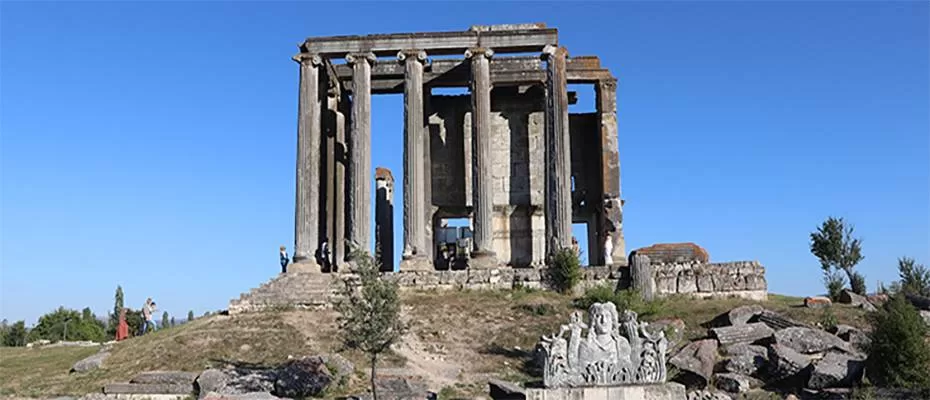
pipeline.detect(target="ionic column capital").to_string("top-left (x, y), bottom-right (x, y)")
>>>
top-left (345, 52), bottom-right (377, 65)
top-left (292, 52), bottom-right (323, 66)
top-left (397, 49), bottom-right (428, 63)
top-left (464, 47), bottom-right (494, 59)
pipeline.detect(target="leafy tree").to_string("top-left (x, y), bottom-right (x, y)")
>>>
top-left (897, 257), bottom-right (930, 297)
top-left (125, 308), bottom-right (144, 336)
top-left (161, 311), bottom-right (169, 329)
top-left (866, 294), bottom-right (930, 391)
top-left (335, 250), bottom-right (406, 400)
top-left (823, 270), bottom-right (847, 301)
top-left (29, 307), bottom-right (105, 343)
top-left (108, 286), bottom-right (124, 337)
top-left (187, 310), bottom-right (194, 323)
top-left (4, 321), bottom-right (28, 347)
top-left (548, 247), bottom-right (582, 293)
top-left (810, 217), bottom-right (866, 296)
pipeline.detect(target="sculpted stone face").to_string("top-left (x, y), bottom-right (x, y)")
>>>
top-left (592, 308), bottom-right (612, 335)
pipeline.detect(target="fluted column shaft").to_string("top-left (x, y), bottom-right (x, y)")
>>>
top-left (293, 53), bottom-right (323, 266)
top-left (400, 50), bottom-right (428, 259)
top-left (544, 45), bottom-right (573, 255)
top-left (467, 47), bottom-right (495, 256)
top-left (346, 52), bottom-right (375, 255)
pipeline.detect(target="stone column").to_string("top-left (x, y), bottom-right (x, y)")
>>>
top-left (465, 47), bottom-right (497, 267)
top-left (596, 77), bottom-right (626, 266)
top-left (346, 52), bottom-right (375, 257)
top-left (543, 45), bottom-right (572, 257)
top-left (375, 167), bottom-right (395, 272)
top-left (291, 52), bottom-right (323, 269)
top-left (334, 93), bottom-right (350, 270)
top-left (399, 50), bottom-right (431, 271)
top-left (630, 253), bottom-right (655, 301)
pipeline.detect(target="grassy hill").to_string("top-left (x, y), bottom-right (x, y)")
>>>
top-left (0, 289), bottom-right (869, 399)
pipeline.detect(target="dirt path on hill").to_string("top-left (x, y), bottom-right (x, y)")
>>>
top-left (389, 327), bottom-right (465, 390)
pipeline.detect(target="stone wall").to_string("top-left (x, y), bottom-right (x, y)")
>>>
top-left (648, 261), bottom-right (767, 301)
top-left (229, 261), bottom-right (766, 314)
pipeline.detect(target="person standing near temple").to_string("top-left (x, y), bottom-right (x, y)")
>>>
top-left (279, 245), bottom-right (289, 273)
top-left (116, 307), bottom-right (129, 341)
top-left (140, 298), bottom-right (153, 335)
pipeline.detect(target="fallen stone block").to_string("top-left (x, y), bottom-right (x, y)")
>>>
top-left (202, 392), bottom-right (282, 400)
top-left (71, 351), bottom-right (110, 373)
top-left (686, 389), bottom-right (732, 400)
top-left (807, 352), bottom-right (865, 389)
top-left (767, 344), bottom-right (813, 380)
top-left (274, 356), bottom-right (332, 398)
top-left (670, 339), bottom-right (717, 388)
top-left (713, 373), bottom-right (759, 393)
top-left (804, 296), bottom-right (832, 309)
top-left (710, 322), bottom-right (774, 345)
top-left (104, 383), bottom-right (194, 395)
top-left (488, 378), bottom-right (525, 400)
top-left (707, 305), bottom-right (764, 328)
top-left (774, 327), bottom-right (859, 355)
top-left (721, 344), bottom-right (768, 376)
top-left (754, 310), bottom-right (809, 330)
top-left (131, 371), bottom-right (200, 385)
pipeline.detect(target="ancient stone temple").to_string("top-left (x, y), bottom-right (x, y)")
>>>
top-left (227, 24), bottom-right (767, 314)
top-left (290, 23), bottom-right (626, 273)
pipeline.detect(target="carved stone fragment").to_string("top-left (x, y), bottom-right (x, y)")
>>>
top-left (537, 302), bottom-right (669, 388)
top-left (710, 322), bottom-right (774, 345)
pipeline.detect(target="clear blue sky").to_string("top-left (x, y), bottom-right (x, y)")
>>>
top-left (2, 2), bottom-right (928, 324)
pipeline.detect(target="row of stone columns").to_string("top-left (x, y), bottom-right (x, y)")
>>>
top-left (292, 45), bottom-right (578, 270)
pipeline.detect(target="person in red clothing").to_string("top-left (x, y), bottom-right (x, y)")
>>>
top-left (116, 308), bottom-right (129, 341)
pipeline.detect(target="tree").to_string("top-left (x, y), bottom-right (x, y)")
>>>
top-left (810, 217), bottom-right (865, 296)
top-left (897, 257), bottom-right (930, 297)
top-left (161, 311), bottom-right (169, 329)
top-left (4, 321), bottom-right (28, 347)
top-left (170, 317), bottom-right (176, 327)
top-left (866, 294), bottom-right (930, 391)
top-left (108, 286), bottom-right (124, 337)
top-left (335, 250), bottom-right (406, 400)
top-left (187, 310), bottom-right (194, 323)
top-left (29, 307), bottom-right (105, 343)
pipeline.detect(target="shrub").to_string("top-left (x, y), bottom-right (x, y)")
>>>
top-left (898, 257), bottom-right (930, 297)
top-left (820, 307), bottom-right (838, 332)
top-left (548, 247), bottom-right (582, 294)
top-left (851, 272), bottom-right (867, 296)
top-left (866, 294), bottom-right (930, 391)
top-left (575, 284), bottom-right (664, 318)
top-left (824, 270), bottom-right (847, 301)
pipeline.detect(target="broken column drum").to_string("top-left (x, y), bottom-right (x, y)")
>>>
top-left (291, 24), bottom-right (626, 273)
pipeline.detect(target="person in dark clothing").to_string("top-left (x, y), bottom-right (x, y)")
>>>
top-left (280, 245), bottom-right (289, 273)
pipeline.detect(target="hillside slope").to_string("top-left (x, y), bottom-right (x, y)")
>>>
top-left (0, 289), bottom-right (869, 398)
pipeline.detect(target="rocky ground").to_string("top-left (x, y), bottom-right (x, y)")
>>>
top-left (2, 289), bottom-right (909, 400)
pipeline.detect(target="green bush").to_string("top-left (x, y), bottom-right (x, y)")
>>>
top-left (820, 307), bottom-right (838, 332)
top-left (28, 307), bottom-right (105, 343)
top-left (548, 247), bottom-right (582, 293)
top-left (866, 294), bottom-right (930, 391)
top-left (824, 270), bottom-right (847, 301)
top-left (575, 284), bottom-right (664, 318)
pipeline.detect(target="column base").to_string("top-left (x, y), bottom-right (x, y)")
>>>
top-left (288, 261), bottom-right (321, 274)
top-left (399, 255), bottom-right (433, 272)
top-left (470, 250), bottom-right (499, 270)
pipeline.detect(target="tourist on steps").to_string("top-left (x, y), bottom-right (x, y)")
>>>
top-left (140, 298), bottom-right (157, 335)
top-left (280, 245), bottom-right (289, 273)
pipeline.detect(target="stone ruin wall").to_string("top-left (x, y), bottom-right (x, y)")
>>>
top-left (650, 261), bottom-right (768, 301)
top-left (228, 260), bottom-right (767, 314)
top-left (428, 91), bottom-right (548, 268)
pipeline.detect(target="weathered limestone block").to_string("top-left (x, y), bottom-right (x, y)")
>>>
top-left (756, 310), bottom-right (808, 330)
top-left (710, 322), bottom-right (774, 345)
top-left (71, 351), bottom-right (110, 373)
top-left (713, 373), bottom-right (759, 393)
top-left (721, 344), bottom-right (768, 376)
top-left (488, 378), bottom-right (525, 400)
top-left (807, 352), bottom-right (865, 389)
top-left (104, 383), bottom-right (193, 395)
top-left (274, 356), bottom-right (333, 398)
top-left (767, 344), bottom-right (814, 380)
top-left (774, 327), bottom-right (858, 355)
top-left (833, 325), bottom-right (871, 351)
top-left (131, 371), bottom-right (200, 385)
top-left (677, 269), bottom-right (697, 294)
top-left (804, 296), bottom-right (832, 309)
top-left (686, 389), bottom-right (732, 400)
top-left (633, 243), bottom-right (709, 264)
top-left (630, 253), bottom-right (655, 300)
top-left (696, 273), bottom-right (715, 292)
top-left (670, 339), bottom-right (718, 387)
top-left (708, 305), bottom-right (764, 327)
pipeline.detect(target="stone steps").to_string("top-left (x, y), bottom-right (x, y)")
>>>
top-left (228, 272), bottom-right (338, 314)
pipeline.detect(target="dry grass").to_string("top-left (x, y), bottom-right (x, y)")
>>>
top-left (0, 289), bottom-right (869, 399)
